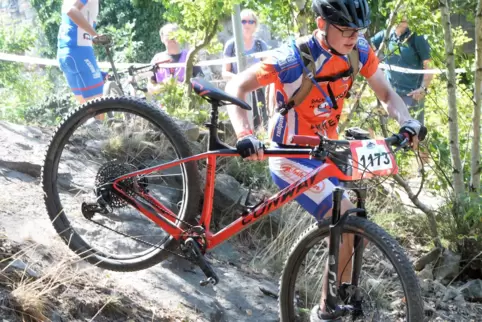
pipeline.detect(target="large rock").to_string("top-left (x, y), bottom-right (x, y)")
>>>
top-left (434, 249), bottom-right (461, 282)
top-left (0, 121), bottom-right (49, 178)
top-left (459, 279), bottom-right (482, 300)
top-left (175, 119), bottom-right (200, 142)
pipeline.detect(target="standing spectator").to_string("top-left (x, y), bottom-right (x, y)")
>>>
top-left (148, 23), bottom-right (204, 94)
top-left (222, 9), bottom-right (269, 130)
top-left (371, 16), bottom-right (433, 126)
top-left (57, 0), bottom-right (104, 105)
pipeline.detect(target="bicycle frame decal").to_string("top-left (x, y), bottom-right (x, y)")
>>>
top-left (111, 148), bottom-right (352, 250)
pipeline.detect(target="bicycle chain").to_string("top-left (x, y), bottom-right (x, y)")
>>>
top-left (87, 217), bottom-right (190, 260)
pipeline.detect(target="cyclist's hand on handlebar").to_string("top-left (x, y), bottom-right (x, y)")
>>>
top-left (92, 34), bottom-right (112, 46)
top-left (236, 134), bottom-right (264, 160)
top-left (398, 119), bottom-right (427, 150)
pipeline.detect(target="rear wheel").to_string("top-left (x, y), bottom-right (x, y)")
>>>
top-left (279, 216), bottom-right (424, 322)
top-left (42, 97), bottom-right (201, 271)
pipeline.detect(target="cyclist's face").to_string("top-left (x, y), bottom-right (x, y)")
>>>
top-left (317, 18), bottom-right (358, 55)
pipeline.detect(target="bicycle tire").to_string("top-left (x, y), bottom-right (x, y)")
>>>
top-left (279, 216), bottom-right (424, 322)
top-left (42, 96), bottom-right (201, 271)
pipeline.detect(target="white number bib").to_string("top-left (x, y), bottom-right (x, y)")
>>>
top-left (349, 140), bottom-right (398, 180)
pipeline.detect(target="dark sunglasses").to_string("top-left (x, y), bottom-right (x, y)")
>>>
top-left (331, 24), bottom-right (367, 38)
top-left (241, 19), bottom-right (256, 25)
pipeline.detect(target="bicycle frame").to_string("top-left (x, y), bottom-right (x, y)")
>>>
top-left (110, 100), bottom-right (362, 251)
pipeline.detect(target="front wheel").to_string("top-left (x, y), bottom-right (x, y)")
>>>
top-left (279, 216), bottom-right (424, 322)
top-left (42, 97), bottom-right (201, 272)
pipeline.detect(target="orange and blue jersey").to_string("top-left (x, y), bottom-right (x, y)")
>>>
top-left (259, 33), bottom-right (379, 219)
top-left (256, 32), bottom-right (379, 145)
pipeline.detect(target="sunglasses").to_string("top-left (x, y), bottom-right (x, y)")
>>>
top-left (241, 19), bottom-right (256, 25)
top-left (331, 24), bottom-right (367, 38)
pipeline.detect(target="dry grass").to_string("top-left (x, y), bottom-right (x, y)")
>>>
top-left (0, 234), bottom-right (171, 322)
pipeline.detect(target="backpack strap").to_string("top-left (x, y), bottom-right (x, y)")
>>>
top-left (278, 36), bottom-right (316, 115)
top-left (255, 39), bottom-right (263, 52)
top-left (278, 36), bottom-right (360, 116)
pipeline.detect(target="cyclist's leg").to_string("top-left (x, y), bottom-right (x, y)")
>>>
top-left (58, 47), bottom-right (104, 118)
top-left (269, 156), bottom-right (355, 313)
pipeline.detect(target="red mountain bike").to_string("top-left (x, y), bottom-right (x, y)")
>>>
top-left (42, 77), bottom-right (423, 321)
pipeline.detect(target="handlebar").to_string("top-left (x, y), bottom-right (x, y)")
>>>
top-left (290, 133), bottom-right (407, 148)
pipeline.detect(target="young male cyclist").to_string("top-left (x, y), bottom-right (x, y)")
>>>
top-left (57, 0), bottom-right (104, 105)
top-left (225, 0), bottom-right (426, 321)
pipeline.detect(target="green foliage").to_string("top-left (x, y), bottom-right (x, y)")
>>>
top-left (152, 78), bottom-right (228, 125)
top-left (30, 0), bottom-right (62, 57)
top-left (437, 193), bottom-right (482, 277)
top-left (96, 0), bottom-right (167, 63)
top-left (94, 21), bottom-right (142, 63)
top-left (244, 0), bottom-right (299, 38)
top-left (0, 23), bottom-right (75, 125)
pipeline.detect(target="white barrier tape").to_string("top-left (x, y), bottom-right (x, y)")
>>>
top-left (378, 63), bottom-right (466, 74)
top-left (0, 51), bottom-right (469, 75)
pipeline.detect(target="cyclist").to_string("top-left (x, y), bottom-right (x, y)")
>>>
top-left (225, 0), bottom-right (426, 321)
top-left (57, 0), bottom-right (104, 105)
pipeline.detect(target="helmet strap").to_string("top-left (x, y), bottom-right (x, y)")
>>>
top-left (323, 23), bottom-right (344, 56)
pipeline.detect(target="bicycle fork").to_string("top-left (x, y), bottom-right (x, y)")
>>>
top-left (321, 187), bottom-right (366, 320)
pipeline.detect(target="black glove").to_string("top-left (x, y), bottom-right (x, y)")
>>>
top-left (236, 135), bottom-right (264, 158)
top-left (399, 119), bottom-right (427, 141)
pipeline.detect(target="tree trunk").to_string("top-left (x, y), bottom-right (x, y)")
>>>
top-left (183, 20), bottom-right (219, 101)
top-left (440, 0), bottom-right (465, 197)
top-left (471, 0), bottom-right (482, 192)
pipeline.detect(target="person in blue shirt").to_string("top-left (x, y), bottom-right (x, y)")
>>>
top-left (222, 9), bottom-right (269, 129)
top-left (371, 16), bottom-right (433, 125)
top-left (57, 0), bottom-right (105, 105)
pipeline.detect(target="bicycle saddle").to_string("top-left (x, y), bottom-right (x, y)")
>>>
top-left (190, 77), bottom-right (251, 110)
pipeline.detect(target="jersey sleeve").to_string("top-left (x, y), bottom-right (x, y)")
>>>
top-left (255, 45), bottom-right (302, 86)
top-left (255, 61), bottom-right (280, 86)
top-left (357, 37), bottom-right (379, 79)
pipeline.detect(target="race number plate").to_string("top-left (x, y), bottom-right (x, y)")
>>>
top-left (349, 139), bottom-right (398, 180)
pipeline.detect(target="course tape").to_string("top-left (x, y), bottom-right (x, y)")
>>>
top-left (0, 51), bottom-right (468, 75)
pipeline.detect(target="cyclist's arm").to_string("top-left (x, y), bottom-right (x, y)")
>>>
top-left (66, 1), bottom-right (97, 37)
top-left (225, 64), bottom-right (265, 136)
top-left (367, 68), bottom-right (412, 126)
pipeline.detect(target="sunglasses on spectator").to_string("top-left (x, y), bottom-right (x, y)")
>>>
top-left (331, 24), bottom-right (367, 38)
top-left (241, 19), bottom-right (256, 25)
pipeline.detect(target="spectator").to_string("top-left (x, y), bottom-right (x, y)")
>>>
top-left (222, 9), bottom-right (269, 129)
top-left (148, 23), bottom-right (204, 94)
top-left (371, 16), bottom-right (433, 125)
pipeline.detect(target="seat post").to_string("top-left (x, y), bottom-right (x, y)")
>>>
top-left (207, 101), bottom-right (220, 151)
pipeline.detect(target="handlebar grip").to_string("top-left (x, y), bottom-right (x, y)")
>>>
top-left (290, 135), bottom-right (320, 146)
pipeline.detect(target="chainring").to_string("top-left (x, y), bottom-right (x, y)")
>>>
top-left (95, 161), bottom-right (143, 208)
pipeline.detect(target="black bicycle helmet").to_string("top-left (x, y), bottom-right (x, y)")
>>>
top-left (312, 0), bottom-right (371, 29)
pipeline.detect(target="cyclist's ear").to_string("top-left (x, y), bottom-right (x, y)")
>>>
top-left (316, 17), bottom-right (326, 30)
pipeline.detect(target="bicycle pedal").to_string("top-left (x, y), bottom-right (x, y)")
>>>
top-left (184, 238), bottom-right (219, 287)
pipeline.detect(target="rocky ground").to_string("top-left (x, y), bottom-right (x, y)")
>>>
top-left (0, 120), bottom-right (481, 322)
